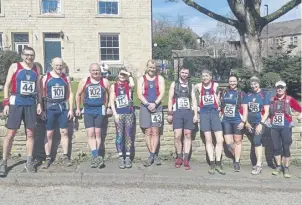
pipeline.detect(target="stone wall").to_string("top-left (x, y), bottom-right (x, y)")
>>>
top-left (0, 111), bottom-right (301, 165)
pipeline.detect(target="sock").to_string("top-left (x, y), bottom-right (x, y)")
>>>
top-left (150, 152), bottom-right (155, 159)
top-left (126, 152), bottom-right (130, 159)
top-left (2, 159), bottom-right (7, 165)
top-left (210, 161), bottom-right (215, 168)
top-left (216, 161), bottom-right (221, 166)
top-left (184, 153), bottom-right (189, 161)
top-left (92, 150), bottom-right (98, 157)
top-left (63, 154), bottom-right (68, 158)
top-left (177, 153), bottom-right (183, 159)
top-left (27, 156), bottom-right (33, 164)
top-left (46, 155), bottom-right (51, 160)
top-left (118, 153), bottom-right (123, 160)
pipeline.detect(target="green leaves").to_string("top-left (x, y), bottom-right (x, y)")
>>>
top-left (0, 50), bottom-right (22, 85)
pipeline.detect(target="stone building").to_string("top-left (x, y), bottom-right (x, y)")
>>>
top-left (0, 0), bottom-right (152, 78)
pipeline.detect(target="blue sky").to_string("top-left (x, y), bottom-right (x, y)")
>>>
top-left (152, 0), bottom-right (302, 36)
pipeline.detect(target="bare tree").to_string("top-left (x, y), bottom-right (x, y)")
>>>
top-left (169, 0), bottom-right (301, 72)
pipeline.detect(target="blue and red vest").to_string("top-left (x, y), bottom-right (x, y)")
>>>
top-left (11, 62), bottom-right (38, 105)
top-left (83, 77), bottom-right (106, 115)
top-left (143, 75), bottom-right (159, 103)
top-left (114, 81), bottom-right (133, 114)
top-left (199, 82), bottom-right (218, 111)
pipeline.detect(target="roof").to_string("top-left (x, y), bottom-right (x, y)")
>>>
top-left (260, 19), bottom-right (301, 38)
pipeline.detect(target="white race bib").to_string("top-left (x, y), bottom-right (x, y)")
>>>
top-left (151, 112), bottom-right (162, 123)
top-left (115, 95), bottom-right (129, 108)
top-left (51, 86), bottom-right (65, 99)
top-left (272, 113), bottom-right (284, 126)
top-left (20, 81), bottom-right (35, 95)
top-left (224, 104), bottom-right (236, 117)
top-left (202, 95), bottom-right (214, 105)
top-left (248, 102), bottom-right (260, 112)
top-left (177, 97), bottom-right (190, 109)
top-left (88, 86), bottom-right (102, 98)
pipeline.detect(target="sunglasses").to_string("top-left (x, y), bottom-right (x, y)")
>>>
top-left (23, 54), bottom-right (35, 57)
top-left (276, 86), bottom-right (285, 89)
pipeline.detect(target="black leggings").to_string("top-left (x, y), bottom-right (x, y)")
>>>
top-left (271, 127), bottom-right (292, 158)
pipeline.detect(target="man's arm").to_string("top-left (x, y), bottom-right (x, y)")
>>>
top-left (35, 65), bottom-right (42, 106)
top-left (3, 63), bottom-right (17, 99)
top-left (75, 78), bottom-right (86, 111)
top-left (67, 77), bottom-right (74, 110)
top-left (154, 75), bottom-right (165, 105)
top-left (103, 78), bottom-right (111, 107)
top-left (167, 81), bottom-right (175, 114)
top-left (191, 84), bottom-right (198, 116)
top-left (137, 76), bottom-right (149, 105)
top-left (109, 85), bottom-right (117, 116)
top-left (214, 82), bottom-right (221, 105)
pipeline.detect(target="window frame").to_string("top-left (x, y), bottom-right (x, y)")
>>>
top-left (0, 0), bottom-right (4, 16)
top-left (0, 32), bottom-right (3, 50)
top-left (97, 0), bottom-right (119, 16)
top-left (12, 33), bottom-right (30, 54)
top-left (293, 36), bottom-right (298, 45)
top-left (99, 33), bottom-right (120, 63)
top-left (40, 0), bottom-right (64, 16)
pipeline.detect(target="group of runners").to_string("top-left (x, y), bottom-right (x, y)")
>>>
top-left (0, 47), bottom-right (301, 178)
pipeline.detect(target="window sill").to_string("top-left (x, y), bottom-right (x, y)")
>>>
top-left (0, 13), bottom-right (5, 17)
top-left (37, 14), bottom-right (65, 18)
top-left (95, 14), bottom-right (121, 19)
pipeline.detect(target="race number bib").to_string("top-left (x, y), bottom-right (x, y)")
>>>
top-left (151, 112), bottom-right (162, 123)
top-left (20, 81), bottom-right (35, 95)
top-left (248, 102), bottom-right (260, 113)
top-left (177, 97), bottom-right (190, 109)
top-left (272, 113), bottom-right (284, 126)
top-left (202, 95), bottom-right (214, 105)
top-left (88, 86), bottom-right (102, 98)
top-left (224, 104), bottom-right (236, 117)
top-left (115, 95), bottom-right (129, 108)
top-left (51, 86), bottom-right (65, 99)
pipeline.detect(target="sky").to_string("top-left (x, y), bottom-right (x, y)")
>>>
top-left (152, 0), bottom-right (302, 36)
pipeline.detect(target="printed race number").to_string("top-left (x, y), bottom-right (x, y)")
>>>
top-left (202, 95), bottom-right (214, 105)
top-left (115, 95), bottom-right (129, 108)
top-left (151, 112), bottom-right (162, 123)
top-left (88, 86), bottom-right (102, 98)
top-left (224, 104), bottom-right (236, 117)
top-left (248, 102), bottom-right (260, 113)
top-left (177, 97), bottom-right (190, 109)
top-left (272, 113), bottom-right (284, 126)
top-left (51, 86), bottom-right (65, 99)
top-left (20, 81), bottom-right (35, 95)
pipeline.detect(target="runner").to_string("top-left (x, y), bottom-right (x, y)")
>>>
top-left (220, 74), bottom-right (246, 172)
top-left (242, 76), bottom-right (270, 175)
top-left (137, 60), bottom-right (165, 167)
top-left (42, 57), bottom-right (74, 168)
top-left (109, 68), bottom-right (135, 169)
top-left (167, 67), bottom-right (198, 170)
top-left (0, 47), bottom-right (42, 176)
top-left (195, 69), bottom-right (225, 175)
top-left (75, 63), bottom-right (110, 168)
top-left (269, 81), bottom-right (301, 178)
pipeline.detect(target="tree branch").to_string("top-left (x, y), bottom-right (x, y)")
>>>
top-left (227, 0), bottom-right (245, 22)
top-left (182, 0), bottom-right (239, 28)
top-left (262, 0), bottom-right (301, 25)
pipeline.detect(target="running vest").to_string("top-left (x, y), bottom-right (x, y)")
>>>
top-left (10, 62), bottom-right (38, 105)
top-left (199, 82), bottom-right (218, 109)
top-left (269, 96), bottom-right (292, 127)
top-left (143, 75), bottom-right (160, 103)
top-left (221, 89), bottom-right (244, 117)
top-left (247, 90), bottom-right (265, 115)
top-left (83, 77), bottom-right (106, 107)
top-left (114, 81), bottom-right (133, 114)
top-left (44, 72), bottom-right (69, 105)
top-left (173, 80), bottom-right (192, 110)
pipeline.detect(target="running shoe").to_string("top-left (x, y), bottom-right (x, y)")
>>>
top-left (183, 160), bottom-right (191, 170)
top-left (174, 158), bottom-right (183, 168)
top-left (96, 156), bottom-right (104, 168)
top-left (90, 157), bottom-right (98, 168)
top-left (25, 161), bottom-right (37, 173)
top-left (118, 158), bottom-right (126, 169)
top-left (0, 161), bottom-right (7, 176)
top-left (215, 165), bottom-right (226, 175)
top-left (272, 166), bottom-right (282, 176)
top-left (62, 156), bottom-right (73, 167)
top-left (42, 158), bottom-right (52, 169)
top-left (154, 155), bottom-right (162, 166)
top-left (143, 156), bottom-right (154, 167)
top-left (208, 164), bottom-right (215, 175)
top-left (234, 162), bottom-right (241, 172)
top-left (283, 167), bottom-right (291, 178)
top-left (125, 158), bottom-right (132, 168)
top-left (251, 165), bottom-right (263, 175)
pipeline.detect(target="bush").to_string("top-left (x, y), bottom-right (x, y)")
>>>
top-left (260, 72), bottom-right (281, 88)
top-left (0, 50), bottom-right (22, 85)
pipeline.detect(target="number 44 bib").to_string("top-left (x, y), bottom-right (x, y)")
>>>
top-left (272, 113), bottom-right (284, 126)
top-left (20, 81), bottom-right (35, 95)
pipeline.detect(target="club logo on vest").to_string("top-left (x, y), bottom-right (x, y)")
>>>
top-left (276, 104), bottom-right (281, 110)
top-left (120, 90), bottom-right (124, 94)
top-left (229, 94), bottom-right (233, 98)
top-left (26, 73), bottom-right (31, 80)
top-left (252, 98), bottom-right (256, 102)
top-left (55, 83), bottom-right (59, 86)
top-left (150, 84), bottom-right (153, 88)
top-left (206, 91), bottom-right (209, 95)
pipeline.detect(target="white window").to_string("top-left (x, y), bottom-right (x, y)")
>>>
top-left (12, 33), bottom-right (29, 54)
top-left (293, 36), bottom-right (298, 45)
top-left (98, 0), bottom-right (119, 15)
top-left (275, 38), bottom-right (279, 46)
top-left (41, 0), bottom-right (61, 14)
top-left (100, 34), bottom-right (120, 61)
top-left (0, 33), bottom-right (3, 50)
top-left (290, 37), bottom-right (293, 45)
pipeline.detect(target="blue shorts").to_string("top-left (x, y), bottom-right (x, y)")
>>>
top-left (173, 109), bottom-right (195, 130)
top-left (200, 109), bottom-right (222, 132)
top-left (222, 122), bottom-right (243, 135)
top-left (46, 108), bottom-right (68, 130)
top-left (84, 114), bottom-right (103, 128)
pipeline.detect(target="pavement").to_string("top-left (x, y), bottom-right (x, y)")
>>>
top-left (0, 159), bottom-right (301, 205)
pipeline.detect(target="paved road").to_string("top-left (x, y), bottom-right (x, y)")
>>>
top-left (0, 159), bottom-right (300, 205)
top-left (0, 185), bottom-right (300, 205)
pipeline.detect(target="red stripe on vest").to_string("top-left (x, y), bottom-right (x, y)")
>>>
top-left (143, 75), bottom-right (160, 97)
top-left (84, 77), bottom-right (106, 103)
top-left (11, 63), bottom-right (24, 94)
top-left (114, 81), bottom-right (130, 99)
top-left (199, 82), bottom-right (218, 108)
